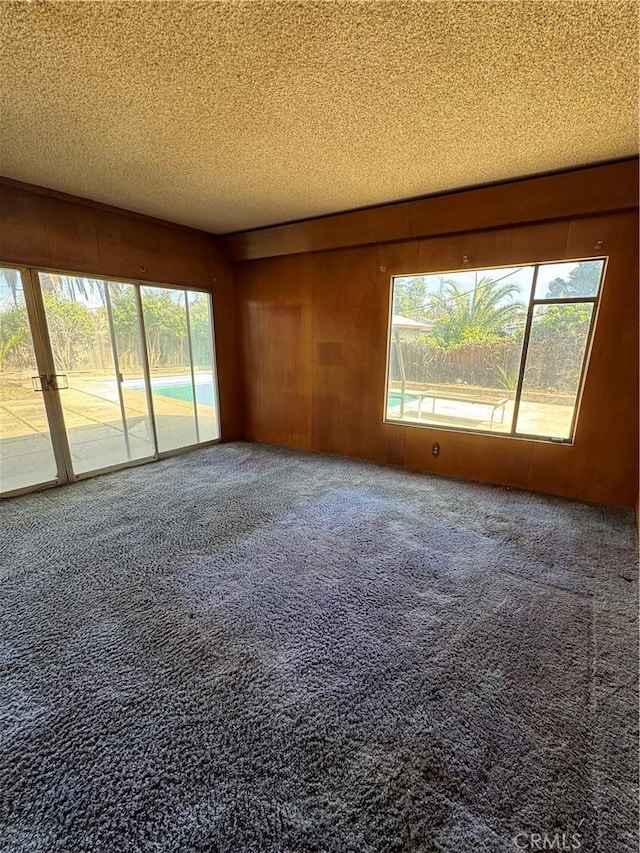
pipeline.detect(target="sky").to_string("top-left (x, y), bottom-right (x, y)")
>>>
top-left (0, 271), bottom-right (201, 315)
top-left (394, 259), bottom-right (605, 308)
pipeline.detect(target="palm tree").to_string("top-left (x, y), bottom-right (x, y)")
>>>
top-left (427, 275), bottom-right (525, 347)
top-left (0, 268), bottom-right (21, 306)
top-left (0, 328), bottom-right (27, 370)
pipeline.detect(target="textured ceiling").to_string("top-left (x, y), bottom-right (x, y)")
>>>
top-left (0, 1), bottom-right (637, 234)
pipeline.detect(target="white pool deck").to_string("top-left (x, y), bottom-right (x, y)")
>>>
top-left (386, 394), bottom-right (574, 438)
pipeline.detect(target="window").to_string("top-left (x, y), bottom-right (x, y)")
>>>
top-left (0, 266), bottom-right (220, 496)
top-left (385, 258), bottom-right (605, 442)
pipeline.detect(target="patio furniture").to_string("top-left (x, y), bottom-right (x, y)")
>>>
top-left (416, 390), bottom-right (510, 428)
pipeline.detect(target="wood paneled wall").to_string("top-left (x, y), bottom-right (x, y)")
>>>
top-left (3, 164), bottom-right (637, 507)
top-left (0, 179), bottom-right (241, 440)
top-left (236, 207), bottom-right (639, 507)
top-left (224, 159), bottom-right (638, 261)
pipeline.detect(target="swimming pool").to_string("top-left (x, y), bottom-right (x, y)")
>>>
top-left (126, 379), bottom-right (409, 412)
top-left (124, 375), bottom-right (216, 407)
top-left (387, 391), bottom-right (419, 409)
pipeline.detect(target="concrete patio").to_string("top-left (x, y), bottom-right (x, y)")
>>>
top-left (0, 372), bottom-right (219, 493)
top-left (386, 387), bottom-right (576, 438)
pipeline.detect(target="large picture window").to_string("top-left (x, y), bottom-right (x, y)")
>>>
top-left (385, 258), bottom-right (605, 441)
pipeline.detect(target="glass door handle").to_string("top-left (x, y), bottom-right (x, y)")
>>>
top-left (31, 374), bottom-right (69, 392)
top-left (52, 374), bottom-right (69, 390)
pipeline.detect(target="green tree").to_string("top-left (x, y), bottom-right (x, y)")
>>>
top-left (534, 303), bottom-right (592, 337)
top-left (140, 289), bottom-right (187, 368)
top-left (188, 295), bottom-right (214, 367)
top-left (427, 276), bottom-right (525, 349)
top-left (108, 288), bottom-right (139, 336)
top-left (0, 268), bottom-right (21, 306)
top-left (393, 277), bottom-right (429, 320)
top-left (537, 262), bottom-right (600, 339)
top-left (1, 302), bottom-right (32, 369)
top-left (106, 289), bottom-right (211, 370)
top-left (545, 261), bottom-right (602, 298)
top-left (43, 292), bottom-right (96, 370)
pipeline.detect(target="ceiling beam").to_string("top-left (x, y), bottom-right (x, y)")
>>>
top-left (222, 159), bottom-right (639, 262)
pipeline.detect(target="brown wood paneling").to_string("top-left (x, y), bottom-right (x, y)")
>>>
top-left (222, 159), bottom-right (639, 261)
top-left (93, 208), bottom-right (211, 287)
top-left (249, 304), bottom-right (307, 444)
top-left (403, 428), bottom-right (534, 489)
top-left (2, 170), bottom-right (638, 504)
top-left (229, 202), bottom-right (413, 264)
top-left (208, 250), bottom-right (242, 441)
top-left (526, 212), bottom-right (639, 505)
top-left (43, 198), bottom-right (103, 272)
top-left (409, 160), bottom-right (636, 244)
top-left (310, 248), bottom-right (405, 465)
top-left (0, 175), bottom-right (218, 238)
top-left (0, 180), bottom-right (242, 442)
top-left (0, 180), bottom-right (219, 287)
top-left (0, 183), bottom-right (53, 266)
top-left (237, 210), bottom-right (639, 506)
top-left (311, 247), bottom-right (380, 458)
top-left (413, 220), bottom-right (570, 274)
top-left (237, 254), bottom-right (313, 448)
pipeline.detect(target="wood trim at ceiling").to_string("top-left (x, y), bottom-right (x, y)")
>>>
top-left (0, 175), bottom-right (214, 238)
top-left (222, 158), bottom-right (639, 262)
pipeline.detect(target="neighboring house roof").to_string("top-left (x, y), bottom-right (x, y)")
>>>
top-left (392, 314), bottom-right (432, 330)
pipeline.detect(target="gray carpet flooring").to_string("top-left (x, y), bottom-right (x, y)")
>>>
top-left (1, 442), bottom-right (638, 852)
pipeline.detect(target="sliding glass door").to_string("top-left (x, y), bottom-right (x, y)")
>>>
top-left (187, 290), bottom-right (219, 443)
top-left (39, 273), bottom-right (155, 475)
top-left (0, 267), bottom-right (58, 493)
top-left (140, 285), bottom-right (220, 453)
top-left (140, 285), bottom-right (197, 452)
top-left (0, 266), bottom-right (220, 498)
